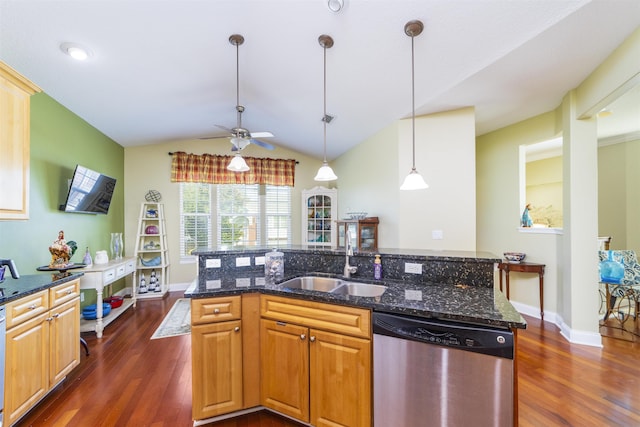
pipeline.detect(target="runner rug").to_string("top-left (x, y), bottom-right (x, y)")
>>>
top-left (151, 298), bottom-right (191, 339)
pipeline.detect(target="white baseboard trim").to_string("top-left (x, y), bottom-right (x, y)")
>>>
top-left (510, 301), bottom-right (603, 348)
top-left (169, 282), bottom-right (192, 292)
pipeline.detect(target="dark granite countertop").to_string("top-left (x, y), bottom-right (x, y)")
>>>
top-left (185, 269), bottom-right (526, 330)
top-left (0, 272), bottom-right (84, 305)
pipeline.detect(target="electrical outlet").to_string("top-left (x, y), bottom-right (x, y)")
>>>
top-left (236, 257), bottom-right (251, 267)
top-left (236, 278), bottom-right (251, 287)
top-left (405, 262), bottom-right (423, 274)
top-left (432, 230), bottom-right (444, 240)
top-left (206, 258), bottom-right (221, 268)
top-left (80, 292), bottom-right (85, 302)
top-left (255, 256), bottom-right (265, 266)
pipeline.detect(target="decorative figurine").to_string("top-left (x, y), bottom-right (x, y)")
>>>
top-left (49, 230), bottom-right (75, 268)
top-left (521, 204), bottom-right (533, 228)
top-left (139, 273), bottom-right (148, 294)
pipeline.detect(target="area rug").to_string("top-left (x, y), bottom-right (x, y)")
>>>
top-left (151, 298), bottom-right (191, 339)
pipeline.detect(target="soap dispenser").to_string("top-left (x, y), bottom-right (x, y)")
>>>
top-left (374, 254), bottom-right (383, 280)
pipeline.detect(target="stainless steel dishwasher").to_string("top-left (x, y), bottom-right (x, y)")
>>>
top-left (373, 312), bottom-right (514, 427)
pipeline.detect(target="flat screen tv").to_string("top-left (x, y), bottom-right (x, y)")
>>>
top-left (60, 165), bottom-right (117, 214)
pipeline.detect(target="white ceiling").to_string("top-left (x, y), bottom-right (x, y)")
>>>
top-left (1, 0), bottom-right (639, 161)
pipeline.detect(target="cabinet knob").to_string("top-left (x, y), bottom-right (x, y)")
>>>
top-left (213, 308), bottom-right (220, 314)
top-left (28, 304), bottom-right (37, 310)
top-left (300, 334), bottom-right (306, 340)
top-left (234, 326), bottom-right (240, 332)
top-left (310, 336), bottom-right (316, 342)
top-left (46, 317), bottom-right (53, 322)
top-left (66, 289), bottom-right (73, 294)
top-left (52, 313), bottom-right (60, 319)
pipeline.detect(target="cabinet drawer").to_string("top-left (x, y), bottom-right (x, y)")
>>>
top-left (49, 279), bottom-right (80, 308)
top-left (125, 259), bottom-right (135, 274)
top-left (103, 269), bottom-right (116, 284)
top-left (5, 290), bottom-right (49, 329)
top-left (191, 296), bottom-right (241, 325)
top-left (260, 295), bottom-right (371, 339)
top-left (116, 264), bottom-right (126, 277)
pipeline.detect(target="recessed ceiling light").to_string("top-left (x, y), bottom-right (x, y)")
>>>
top-left (60, 42), bottom-right (91, 61)
top-left (327, 0), bottom-right (344, 12)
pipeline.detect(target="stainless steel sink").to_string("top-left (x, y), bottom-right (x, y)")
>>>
top-left (332, 282), bottom-right (388, 297)
top-left (279, 276), bottom-right (343, 292)
top-left (278, 276), bottom-right (388, 297)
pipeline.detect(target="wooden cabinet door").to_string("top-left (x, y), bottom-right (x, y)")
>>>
top-left (191, 320), bottom-right (243, 420)
top-left (49, 298), bottom-right (80, 386)
top-left (260, 319), bottom-right (309, 423)
top-left (0, 62), bottom-right (39, 220)
top-left (5, 312), bottom-right (49, 426)
top-left (310, 329), bottom-right (372, 427)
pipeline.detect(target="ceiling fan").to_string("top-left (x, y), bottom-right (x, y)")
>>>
top-left (201, 34), bottom-right (275, 152)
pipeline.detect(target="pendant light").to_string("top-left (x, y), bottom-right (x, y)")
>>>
top-left (314, 34), bottom-right (338, 182)
top-left (400, 20), bottom-right (429, 191)
top-left (227, 153), bottom-right (250, 172)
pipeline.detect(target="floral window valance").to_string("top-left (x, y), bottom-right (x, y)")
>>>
top-left (170, 151), bottom-right (296, 186)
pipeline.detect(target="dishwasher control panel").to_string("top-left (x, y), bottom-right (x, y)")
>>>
top-left (373, 312), bottom-right (514, 359)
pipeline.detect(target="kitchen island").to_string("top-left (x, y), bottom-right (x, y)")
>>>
top-left (186, 246), bottom-right (526, 427)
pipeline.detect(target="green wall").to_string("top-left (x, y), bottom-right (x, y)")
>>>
top-left (0, 92), bottom-right (124, 302)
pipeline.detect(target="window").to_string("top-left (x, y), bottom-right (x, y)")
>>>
top-left (179, 183), bottom-right (291, 257)
top-left (179, 183), bottom-right (212, 257)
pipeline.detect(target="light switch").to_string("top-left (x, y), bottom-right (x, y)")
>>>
top-left (432, 230), bottom-right (444, 240)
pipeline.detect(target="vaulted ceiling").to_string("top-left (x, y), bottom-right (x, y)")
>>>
top-left (1, 1), bottom-right (639, 160)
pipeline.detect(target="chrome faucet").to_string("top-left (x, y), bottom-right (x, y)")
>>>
top-left (343, 229), bottom-right (357, 278)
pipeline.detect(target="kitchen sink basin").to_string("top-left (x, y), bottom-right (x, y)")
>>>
top-left (279, 276), bottom-right (343, 292)
top-left (332, 282), bottom-right (388, 297)
top-left (279, 276), bottom-right (388, 297)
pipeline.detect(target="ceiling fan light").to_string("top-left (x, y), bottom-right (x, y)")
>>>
top-left (400, 168), bottom-right (428, 191)
top-left (227, 154), bottom-right (250, 172)
top-left (314, 161), bottom-right (338, 181)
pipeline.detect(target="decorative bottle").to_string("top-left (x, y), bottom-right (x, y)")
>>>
top-left (82, 247), bottom-right (93, 266)
top-left (374, 254), bottom-right (383, 280)
top-left (599, 250), bottom-right (624, 284)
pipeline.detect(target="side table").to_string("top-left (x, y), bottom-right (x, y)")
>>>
top-left (498, 261), bottom-right (546, 320)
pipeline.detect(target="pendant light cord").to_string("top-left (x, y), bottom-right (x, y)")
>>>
top-left (236, 40), bottom-right (241, 129)
top-left (411, 33), bottom-right (416, 170)
top-left (323, 43), bottom-right (328, 163)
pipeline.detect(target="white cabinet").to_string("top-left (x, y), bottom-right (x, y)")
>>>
top-left (301, 187), bottom-right (337, 246)
top-left (134, 203), bottom-right (170, 298)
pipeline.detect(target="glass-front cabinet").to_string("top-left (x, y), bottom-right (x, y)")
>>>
top-left (337, 217), bottom-right (379, 251)
top-left (302, 187), bottom-right (337, 246)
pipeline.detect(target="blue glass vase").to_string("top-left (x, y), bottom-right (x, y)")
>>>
top-left (599, 250), bottom-right (624, 283)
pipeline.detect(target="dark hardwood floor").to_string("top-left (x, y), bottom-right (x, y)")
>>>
top-left (15, 292), bottom-right (640, 426)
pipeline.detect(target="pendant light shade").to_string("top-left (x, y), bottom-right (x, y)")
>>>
top-left (401, 20), bottom-right (428, 191)
top-left (314, 34), bottom-right (337, 182)
top-left (314, 161), bottom-right (338, 181)
top-left (227, 153), bottom-right (250, 172)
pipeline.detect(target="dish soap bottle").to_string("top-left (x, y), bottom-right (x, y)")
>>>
top-left (374, 254), bottom-right (383, 280)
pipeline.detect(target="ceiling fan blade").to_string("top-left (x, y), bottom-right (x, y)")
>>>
top-left (250, 139), bottom-right (275, 150)
top-left (215, 124), bottom-right (234, 133)
top-left (250, 131), bottom-right (274, 138)
top-left (199, 135), bottom-right (230, 140)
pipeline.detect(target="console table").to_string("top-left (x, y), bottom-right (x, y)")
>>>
top-left (79, 257), bottom-right (137, 338)
top-left (498, 261), bottom-right (545, 320)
